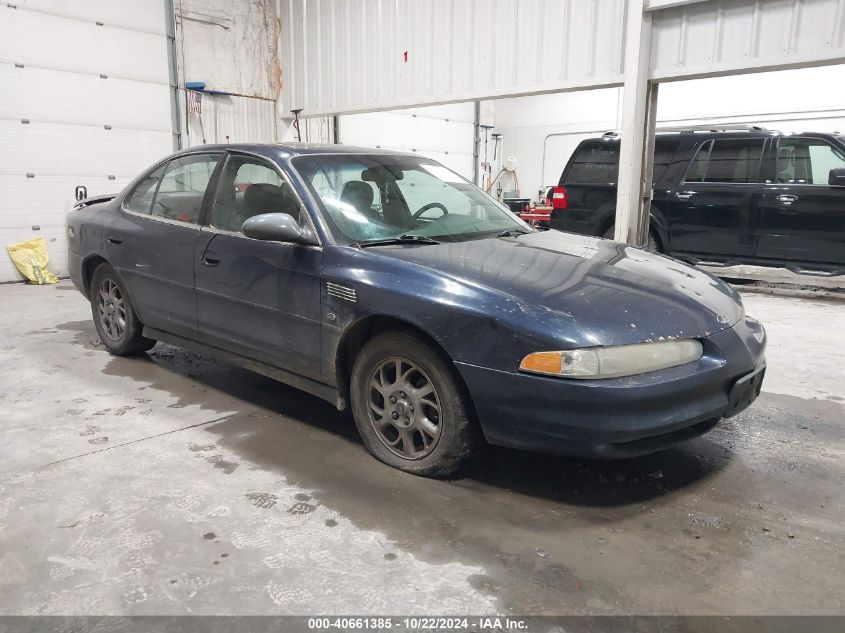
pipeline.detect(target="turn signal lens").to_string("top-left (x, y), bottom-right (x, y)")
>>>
top-left (518, 351), bottom-right (562, 375)
top-left (519, 340), bottom-right (703, 379)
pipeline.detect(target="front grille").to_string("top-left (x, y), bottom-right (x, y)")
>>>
top-left (326, 281), bottom-right (357, 303)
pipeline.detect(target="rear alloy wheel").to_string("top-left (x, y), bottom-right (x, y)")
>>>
top-left (350, 331), bottom-right (478, 478)
top-left (97, 278), bottom-right (126, 343)
top-left (89, 264), bottom-right (156, 356)
top-left (603, 225), bottom-right (660, 252)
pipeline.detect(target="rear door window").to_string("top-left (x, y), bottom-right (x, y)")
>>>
top-left (652, 137), bottom-right (681, 182)
top-left (124, 166), bottom-right (164, 214)
top-left (564, 142), bottom-right (619, 185)
top-left (151, 153), bottom-right (222, 223)
top-left (685, 138), bottom-right (765, 184)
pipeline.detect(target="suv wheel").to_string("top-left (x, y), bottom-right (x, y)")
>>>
top-left (350, 330), bottom-right (479, 478)
top-left (603, 225), bottom-right (661, 252)
top-left (89, 264), bottom-right (156, 356)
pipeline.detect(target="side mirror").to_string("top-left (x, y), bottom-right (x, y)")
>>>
top-left (829, 168), bottom-right (845, 187)
top-left (242, 213), bottom-right (313, 244)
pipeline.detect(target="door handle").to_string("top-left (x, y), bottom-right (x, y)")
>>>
top-left (107, 235), bottom-right (123, 245)
top-left (676, 191), bottom-right (696, 200)
top-left (777, 194), bottom-right (798, 205)
top-left (201, 255), bottom-right (221, 267)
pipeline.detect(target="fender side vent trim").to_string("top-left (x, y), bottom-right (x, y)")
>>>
top-left (327, 281), bottom-right (357, 303)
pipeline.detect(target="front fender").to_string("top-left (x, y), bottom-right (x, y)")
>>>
top-left (320, 247), bottom-right (557, 378)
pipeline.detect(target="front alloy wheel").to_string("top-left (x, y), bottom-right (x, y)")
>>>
top-left (368, 357), bottom-right (442, 459)
top-left (350, 330), bottom-right (479, 478)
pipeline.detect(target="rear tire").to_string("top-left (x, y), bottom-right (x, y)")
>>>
top-left (89, 263), bottom-right (156, 356)
top-left (350, 330), bottom-right (479, 478)
top-left (602, 225), bottom-right (661, 252)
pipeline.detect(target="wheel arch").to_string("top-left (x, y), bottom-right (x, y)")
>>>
top-left (334, 314), bottom-right (474, 412)
top-left (598, 206), bottom-right (668, 252)
top-left (81, 254), bottom-right (110, 296)
top-left (649, 205), bottom-right (670, 252)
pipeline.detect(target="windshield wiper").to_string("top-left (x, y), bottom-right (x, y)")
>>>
top-left (497, 228), bottom-right (532, 238)
top-left (356, 234), bottom-right (441, 248)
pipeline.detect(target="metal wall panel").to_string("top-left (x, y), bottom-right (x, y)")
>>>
top-left (281, 0), bottom-right (845, 116)
top-left (279, 0), bottom-right (627, 116)
top-left (650, 0), bottom-right (845, 80)
top-left (184, 93), bottom-right (277, 146)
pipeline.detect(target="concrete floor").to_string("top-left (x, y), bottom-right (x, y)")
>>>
top-left (0, 280), bottom-right (843, 616)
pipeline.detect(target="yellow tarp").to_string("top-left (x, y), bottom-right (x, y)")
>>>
top-left (6, 237), bottom-right (59, 284)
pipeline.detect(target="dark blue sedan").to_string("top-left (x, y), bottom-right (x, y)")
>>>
top-left (67, 143), bottom-right (766, 477)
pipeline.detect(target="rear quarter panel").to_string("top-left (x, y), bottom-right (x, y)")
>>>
top-left (67, 201), bottom-right (115, 294)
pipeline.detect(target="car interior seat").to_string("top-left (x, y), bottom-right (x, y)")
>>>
top-left (777, 144), bottom-right (811, 184)
top-left (777, 147), bottom-right (795, 183)
top-left (243, 183), bottom-right (300, 225)
top-left (340, 181), bottom-right (379, 221)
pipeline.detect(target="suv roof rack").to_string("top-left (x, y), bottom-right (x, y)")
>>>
top-left (656, 124), bottom-right (769, 133)
top-left (600, 124), bottom-right (772, 136)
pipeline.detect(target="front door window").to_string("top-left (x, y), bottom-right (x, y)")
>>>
top-left (210, 156), bottom-right (302, 233)
top-left (776, 138), bottom-right (845, 184)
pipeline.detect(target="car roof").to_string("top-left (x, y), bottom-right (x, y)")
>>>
top-left (178, 142), bottom-right (412, 160)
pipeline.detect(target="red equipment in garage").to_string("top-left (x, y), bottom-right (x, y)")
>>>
top-left (518, 186), bottom-right (566, 227)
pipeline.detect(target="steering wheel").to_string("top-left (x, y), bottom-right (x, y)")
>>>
top-left (412, 202), bottom-right (448, 220)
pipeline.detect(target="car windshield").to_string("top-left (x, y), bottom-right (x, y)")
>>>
top-left (291, 154), bottom-right (529, 244)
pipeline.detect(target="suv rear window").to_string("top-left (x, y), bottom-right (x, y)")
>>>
top-left (564, 142), bottom-right (619, 185)
top-left (563, 137), bottom-right (680, 186)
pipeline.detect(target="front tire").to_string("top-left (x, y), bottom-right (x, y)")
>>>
top-left (350, 330), bottom-right (479, 478)
top-left (89, 263), bottom-right (156, 356)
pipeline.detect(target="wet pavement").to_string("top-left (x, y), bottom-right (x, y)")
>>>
top-left (0, 280), bottom-right (843, 615)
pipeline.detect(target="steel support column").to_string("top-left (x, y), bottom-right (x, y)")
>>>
top-left (615, 0), bottom-right (658, 247)
top-left (164, 0), bottom-right (183, 150)
top-left (472, 101), bottom-right (481, 186)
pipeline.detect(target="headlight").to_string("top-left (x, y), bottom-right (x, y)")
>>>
top-left (519, 340), bottom-right (703, 379)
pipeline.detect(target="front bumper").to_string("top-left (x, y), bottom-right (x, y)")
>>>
top-left (456, 317), bottom-right (766, 459)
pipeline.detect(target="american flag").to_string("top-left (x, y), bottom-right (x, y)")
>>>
top-left (187, 90), bottom-right (202, 114)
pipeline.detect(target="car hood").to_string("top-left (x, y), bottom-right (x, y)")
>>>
top-left (365, 230), bottom-right (743, 346)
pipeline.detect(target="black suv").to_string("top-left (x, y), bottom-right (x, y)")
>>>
top-left (549, 127), bottom-right (845, 274)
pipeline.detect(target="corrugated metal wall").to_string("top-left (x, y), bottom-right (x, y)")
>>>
top-left (184, 92), bottom-right (277, 146)
top-left (280, 0), bottom-right (845, 116)
top-left (279, 0), bottom-right (627, 116)
top-left (650, 0), bottom-right (845, 80)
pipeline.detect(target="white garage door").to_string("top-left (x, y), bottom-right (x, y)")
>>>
top-left (339, 104), bottom-right (477, 179)
top-left (0, 0), bottom-right (175, 282)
